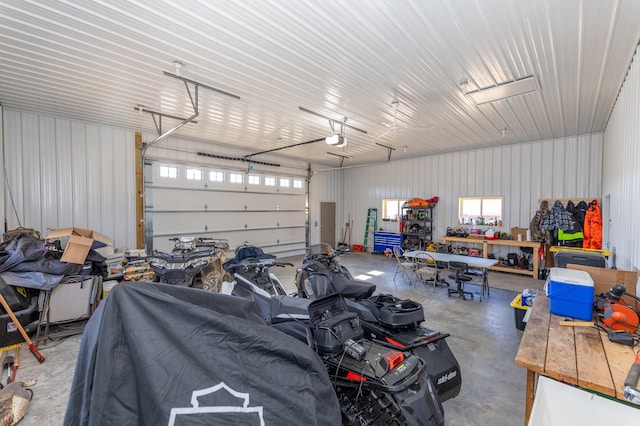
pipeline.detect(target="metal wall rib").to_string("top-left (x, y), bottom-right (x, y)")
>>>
top-left (603, 45), bottom-right (640, 271)
top-left (2, 107), bottom-right (136, 250)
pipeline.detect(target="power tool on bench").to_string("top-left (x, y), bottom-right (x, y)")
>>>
top-left (594, 284), bottom-right (640, 335)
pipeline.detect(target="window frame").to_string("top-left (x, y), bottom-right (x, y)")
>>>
top-left (229, 172), bottom-right (244, 184)
top-left (159, 165), bottom-right (178, 179)
top-left (209, 170), bottom-right (224, 182)
top-left (458, 196), bottom-right (504, 226)
top-left (185, 167), bottom-right (202, 181)
top-left (382, 198), bottom-right (405, 222)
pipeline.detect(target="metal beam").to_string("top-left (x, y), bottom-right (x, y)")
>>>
top-left (299, 107), bottom-right (367, 134)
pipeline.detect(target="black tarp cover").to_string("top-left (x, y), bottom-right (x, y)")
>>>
top-left (65, 282), bottom-right (341, 425)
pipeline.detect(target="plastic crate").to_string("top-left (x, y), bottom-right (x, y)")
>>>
top-left (510, 294), bottom-right (531, 331)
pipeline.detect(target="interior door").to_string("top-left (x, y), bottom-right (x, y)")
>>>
top-left (320, 202), bottom-right (336, 248)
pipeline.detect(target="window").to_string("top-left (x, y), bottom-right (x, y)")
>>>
top-left (293, 179), bottom-right (304, 189)
top-left (186, 168), bottom-right (202, 180)
top-left (209, 171), bottom-right (224, 182)
top-left (265, 176), bottom-right (276, 186)
top-left (279, 178), bottom-right (290, 188)
top-left (229, 173), bottom-right (243, 184)
top-left (248, 175), bottom-right (260, 185)
top-left (159, 165), bottom-right (178, 179)
top-left (459, 196), bottom-right (503, 226)
top-left (382, 199), bottom-right (405, 221)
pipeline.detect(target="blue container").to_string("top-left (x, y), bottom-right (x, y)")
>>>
top-left (545, 267), bottom-right (594, 321)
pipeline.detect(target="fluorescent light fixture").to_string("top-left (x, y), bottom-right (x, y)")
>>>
top-left (326, 134), bottom-right (346, 145)
top-left (465, 76), bottom-right (539, 105)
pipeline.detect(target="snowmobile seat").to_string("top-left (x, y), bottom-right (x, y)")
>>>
top-left (269, 295), bottom-right (311, 322)
top-left (330, 275), bottom-right (376, 300)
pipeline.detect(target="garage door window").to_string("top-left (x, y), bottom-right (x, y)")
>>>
top-left (265, 176), bottom-right (276, 186)
top-left (159, 165), bottom-right (178, 179)
top-left (279, 178), bottom-right (290, 188)
top-left (209, 171), bottom-right (224, 182)
top-left (229, 173), bottom-right (243, 184)
top-left (248, 175), bottom-right (260, 185)
top-left (293, 179), bottom-right (303, 189)
top-left (186, 168), bottom-right (202, 180)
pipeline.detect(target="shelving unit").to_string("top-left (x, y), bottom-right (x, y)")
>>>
top-left (401, 205), bottom-right (433, 250)
top-left (441, 236), bottom-right (541, 278)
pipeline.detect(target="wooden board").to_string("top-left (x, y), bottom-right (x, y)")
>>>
top-left (574, 327), bottom-right (614, 396)
top-left (515, 294), bottom-right (550, 372)
top-left (545, 313), bottom-right (578, 385)
top-left (601, 336), bottom-right (637, 399)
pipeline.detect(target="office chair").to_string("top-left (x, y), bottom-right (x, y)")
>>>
top-left (447, 261), bottom-right (474, 300)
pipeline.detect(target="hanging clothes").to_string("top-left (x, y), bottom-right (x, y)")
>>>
top-left (583, 200), bottom-right (602, 249)
top-left (567, 200), bottom-right (588, 229)
top-left (529, 200), bottom-right (552, 244)
top-left (540, 200), bottom-right (576, 232)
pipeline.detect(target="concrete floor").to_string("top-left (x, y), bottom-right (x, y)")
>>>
top-left (15, 251), bottom-right (545, 425)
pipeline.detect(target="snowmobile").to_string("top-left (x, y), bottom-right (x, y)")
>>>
top-left (221, 246), bottom-right (445, 426)
top-left (222, 244), bottom-right (289, 296)
top-left (295, 243), bottom-right (461, 402)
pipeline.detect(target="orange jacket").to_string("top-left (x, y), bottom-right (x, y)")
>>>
top-left (583, 200), bottom-right (602, 249)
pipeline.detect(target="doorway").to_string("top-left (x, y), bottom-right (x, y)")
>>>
top-left (320, 202), bottom-right (336, 248)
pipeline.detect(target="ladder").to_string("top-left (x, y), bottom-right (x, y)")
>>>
top-left (363, 208), bottom-right (378, 251)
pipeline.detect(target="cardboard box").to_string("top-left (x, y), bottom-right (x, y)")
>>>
top-left (545, 267), bottom-right (594, 320)
top-left (511, 227), bottom-right (528, 241)
top-left (567, 264), bottom-right (640, 310)
top-left (46, 228), bottom-right (112, 264)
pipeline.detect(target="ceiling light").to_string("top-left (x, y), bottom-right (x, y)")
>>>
top-left (465, 76), bottom-right (539, 105)
top-left (173, 60), bottom-right (184, 76)
top-left (326, 134), bottom-right (345, 146)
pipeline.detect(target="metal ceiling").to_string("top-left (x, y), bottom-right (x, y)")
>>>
top-left (1, 0), bottom-right (639, 166)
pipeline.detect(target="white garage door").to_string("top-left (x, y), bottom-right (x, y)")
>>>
top-left (145, 159), bottom-right (307, 257)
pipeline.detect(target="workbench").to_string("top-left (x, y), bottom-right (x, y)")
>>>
top-left (514, 292), bottom-right (638, 425)
top-left (441, 236), bottom-right (541, 278)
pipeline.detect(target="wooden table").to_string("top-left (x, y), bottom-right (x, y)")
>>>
top-left (404, 250), bottom-right (498, 299)
top-left (514, 292), bottom-right (637, 425)
top-left (441, 236), bottom-right (541, 278)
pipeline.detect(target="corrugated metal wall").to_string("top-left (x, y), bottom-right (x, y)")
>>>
top-left (341, 135), bottom-right (603, 254)
top-left (2, 107), bottom-right (137, 250)
top-left (2, 105), bottom-right (618, 264)
top-left (603, 45), bottom-right (640, 271)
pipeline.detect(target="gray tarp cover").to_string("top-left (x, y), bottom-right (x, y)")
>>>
top-left (64, 282), bottom-right (341, 425)
top-left (0, 234), bottom-right (86, 290)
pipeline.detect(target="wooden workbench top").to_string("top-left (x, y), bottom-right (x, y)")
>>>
top-left (515, 293), bottom-right (636, 400)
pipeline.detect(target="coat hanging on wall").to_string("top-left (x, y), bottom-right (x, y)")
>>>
top-left (583, 200), bottom-right (602, 249)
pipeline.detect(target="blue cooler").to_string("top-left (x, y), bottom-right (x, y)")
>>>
top-left (545, 267), bottom-right (594, 320)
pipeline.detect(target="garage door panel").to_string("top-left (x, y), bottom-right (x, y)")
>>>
top-left (151, 211), bottom-right (304, 233)
top-left (150, 188), bottom-right (304, 211)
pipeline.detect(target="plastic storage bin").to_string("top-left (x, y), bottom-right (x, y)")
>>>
top-left (545, 267), bottom-right (594, 320)
top-left (510, 294), bottom-right (530, 331)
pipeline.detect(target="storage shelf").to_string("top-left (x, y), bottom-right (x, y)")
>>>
top-left (401, 205), bottom-right (433, 250)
